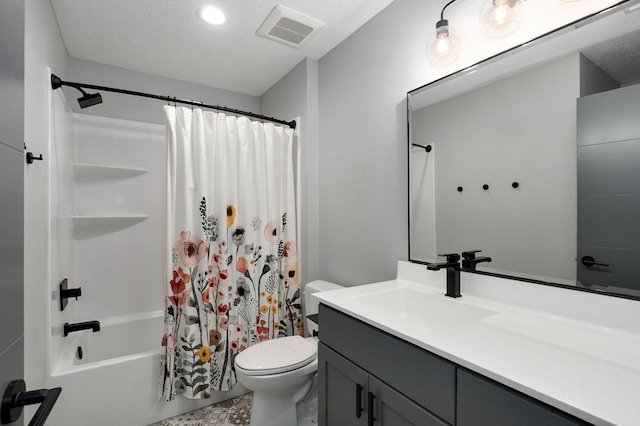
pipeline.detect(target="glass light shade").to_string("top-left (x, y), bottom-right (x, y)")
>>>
top-left (428, 20), bottom-right (461, 66)
top-left (480, 0), bottom-right (523, 38)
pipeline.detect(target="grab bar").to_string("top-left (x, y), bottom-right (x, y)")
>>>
top-left (1, 379), bottom-right (62, 425)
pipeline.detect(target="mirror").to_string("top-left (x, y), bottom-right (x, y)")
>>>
top-left (408, 0), bottom-right (640, 299)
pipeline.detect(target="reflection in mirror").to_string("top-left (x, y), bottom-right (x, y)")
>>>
top-left (408, 0), bottom-right (640, 299)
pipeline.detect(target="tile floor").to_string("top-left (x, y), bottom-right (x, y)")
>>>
top-left (149, 393), bottom-right (252, 426)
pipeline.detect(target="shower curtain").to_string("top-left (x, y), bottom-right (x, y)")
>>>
top-left (160, 106), bottom-right (302, 400)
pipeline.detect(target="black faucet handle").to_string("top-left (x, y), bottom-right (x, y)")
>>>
top-left (462, 250), bottom-right (482, 259)
top-left (437, 253), bottom-right (460, 263)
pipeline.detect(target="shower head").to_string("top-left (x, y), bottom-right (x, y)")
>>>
top-left (77, 90), bottom-right (103, 109)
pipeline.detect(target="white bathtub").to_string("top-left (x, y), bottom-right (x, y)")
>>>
top-left (53, 311), bottom-right (163, 373)
top-left (45, 311), bottom-right (247, 426)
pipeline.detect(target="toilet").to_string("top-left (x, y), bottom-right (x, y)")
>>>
top-left (234, 280), bottom-right (343, 426)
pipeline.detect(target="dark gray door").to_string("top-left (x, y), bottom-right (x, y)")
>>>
top-left (0, 0), bottom-right (25, 425)
top-left (368, 376), bottom-right (449, 426)
top-left (318, 343), bottom-right (369, 426)
top-left (577, 83), bottom-right (640, 294)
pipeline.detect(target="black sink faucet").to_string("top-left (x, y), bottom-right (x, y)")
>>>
top-left (427, 253), bottom-right (461, 298)
top-left (63, 321), bottom-right (101, 337)
top-left (461, 250), bottom-right (492, 270)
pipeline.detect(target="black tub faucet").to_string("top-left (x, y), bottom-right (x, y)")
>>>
top-left (427, 253), bottom-right (461, 298)
top-left (63, 321), bottom-right (101, 337)
top-left (461, 250), bottom-right (492, 270)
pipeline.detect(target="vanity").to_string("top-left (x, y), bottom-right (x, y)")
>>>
top-left (315, 261), bottom-right (640, 426)
top-left (317, 261), bottom-right (640, 426)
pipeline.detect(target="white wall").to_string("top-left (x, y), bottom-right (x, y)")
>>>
top-left (24, 0), bottom-right (70, 393)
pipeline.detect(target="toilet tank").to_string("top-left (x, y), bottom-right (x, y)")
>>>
top-left (303, 280), bottom-right (343, 337)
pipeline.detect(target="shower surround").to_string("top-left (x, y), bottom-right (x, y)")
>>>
top-left (40, 76), bottom-right (246, 425)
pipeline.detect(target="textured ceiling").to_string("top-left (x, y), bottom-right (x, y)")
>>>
top-left (582, 29), bottom-right (640, 85)
top-left (50, 0), bottom-right (395, 96)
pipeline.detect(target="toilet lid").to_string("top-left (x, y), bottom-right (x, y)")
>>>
top-left (235, 335), bottom-right (317, 376)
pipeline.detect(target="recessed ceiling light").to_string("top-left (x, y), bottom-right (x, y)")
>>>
top-left (198, 5), bottom-right (226, 25)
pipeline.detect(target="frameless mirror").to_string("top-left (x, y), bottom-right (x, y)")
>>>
top-left (408, 0), bottom-right (640, 299)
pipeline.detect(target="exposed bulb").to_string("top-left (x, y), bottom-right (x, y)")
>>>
top-left (490, 2), bottom-right (511, 25)
top-left (428, 19), bottom-right (461, 66)
top-left (481, 0), bottom-right (523, 38)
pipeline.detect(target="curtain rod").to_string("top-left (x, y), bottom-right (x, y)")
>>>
top-left (50, 74), bottom-right (297, 129)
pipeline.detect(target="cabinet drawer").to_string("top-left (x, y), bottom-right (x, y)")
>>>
top-left (457, 369), bottom-right (592, 426)
top-left (319, 304), bottom-right (456, 424)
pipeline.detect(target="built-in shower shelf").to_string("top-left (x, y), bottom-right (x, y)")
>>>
top-left (72, 215), bottom-right (149, 238)
top-left (73, 163), bottom-right (148, 181)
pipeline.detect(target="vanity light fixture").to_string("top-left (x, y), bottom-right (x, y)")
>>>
top-left (428, 0), bottom-right (462, 66)
top-left (197, 5), bottom-right (226, 25)
top-left (480, 0), bottom-right (524, 38)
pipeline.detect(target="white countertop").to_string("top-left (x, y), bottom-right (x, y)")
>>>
top-left (314, 261), bottom-right (640, 426)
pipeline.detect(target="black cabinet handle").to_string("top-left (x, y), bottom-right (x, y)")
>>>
top-left (367, 391), bottom-right (376, 426)
top-left (1, 380), bottom-right (61, 426)
top-left (355, 383), bottom-right (363, 419)
top-left (581, 256), bottom-right (609, 268)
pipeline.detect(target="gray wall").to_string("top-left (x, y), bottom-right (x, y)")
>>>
top-left (67, 58), bottom-right (260, 125)
top-left (260, 58), bottom-right (320, 287)
top-left (0, 1), bottom-right (24, 424)
top-left (317, 0), bottom-right (431, 285)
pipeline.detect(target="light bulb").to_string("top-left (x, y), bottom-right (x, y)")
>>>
top-left (480, 0), bottom-right (523, 38)
top-left (428, 20), bottom-right (461, 66)
top-left (198, 5), bottom-right (226, 25)
top-left (490, 2), bottom-right (510, 25)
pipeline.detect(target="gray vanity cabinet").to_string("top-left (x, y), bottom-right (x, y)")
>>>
top-left (319, 304), bottom-right (592, 426)
top-left (318, 304), bottom-right (456, 425)
top-left (457, 369), bottom-right (590, 426)
top-left (319, 343), bottom-right (449, 426)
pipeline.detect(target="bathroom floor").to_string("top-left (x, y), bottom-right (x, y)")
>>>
top-left (150, 392), bottom-right (318, 426)
top-left (149, 393), bottom-right (252, 426)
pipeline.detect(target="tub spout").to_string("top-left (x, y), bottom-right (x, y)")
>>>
top-left (63, 320), bottom-right (101, 337)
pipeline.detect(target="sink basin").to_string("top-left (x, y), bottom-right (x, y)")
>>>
top-left (351, 287), bottom-right (496, 329)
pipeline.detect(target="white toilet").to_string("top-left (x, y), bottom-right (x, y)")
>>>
top-left (234, 280), bottom-right (343, 426)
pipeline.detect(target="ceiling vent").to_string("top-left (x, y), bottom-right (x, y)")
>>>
top-left (257, 5), bottom-right (325, 48)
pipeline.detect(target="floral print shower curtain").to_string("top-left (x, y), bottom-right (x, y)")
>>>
top-left (160, 107), bottom-right (302, 400)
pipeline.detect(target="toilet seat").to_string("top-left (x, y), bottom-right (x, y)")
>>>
top-left (235, 335), bottom-right (317, 376)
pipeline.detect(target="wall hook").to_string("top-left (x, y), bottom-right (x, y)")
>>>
top-left (483, 184), bottom-right (489, 190)
top-left (457, 186), bottom-right (463, 192)
top-left (411, 143), bottom-right (432, 152)
top-left (26, 152), bottom-right (43, 164)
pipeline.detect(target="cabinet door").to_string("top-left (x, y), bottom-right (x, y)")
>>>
top-left (320, 304), bottom-right (456, 424)
top-left (319, 343), bottom-right (369, 426)
top-left (457, 369), bottom-right (591, 426)
top-left (369, 376), bottom-right (450, 426)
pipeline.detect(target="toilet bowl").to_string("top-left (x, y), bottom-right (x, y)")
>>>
top-left (235, 336), bottom-right (318, 426)
top-left (234, 280), bottom-right (343, 426)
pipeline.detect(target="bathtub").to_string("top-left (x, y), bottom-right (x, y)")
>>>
top-left (52, 311), bottom-right (163, 373)
top-left (45, 311), bottom-right (247, 426)
top-left (40, 98), bottom-right (246, 426)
